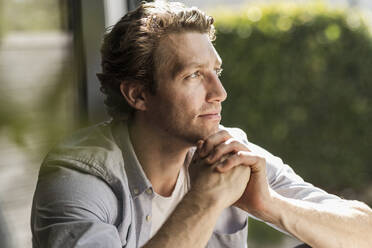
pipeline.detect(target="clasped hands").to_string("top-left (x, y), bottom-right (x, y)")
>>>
top-left (189, 130), bottom-right (274, 221)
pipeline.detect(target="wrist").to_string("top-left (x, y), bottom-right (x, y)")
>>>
top-left (260, 189), bottom-right (285, 225)
top-left (186, 189), bottom-right (225, 214)
top-left (244, 189), bottom-right (283, 225)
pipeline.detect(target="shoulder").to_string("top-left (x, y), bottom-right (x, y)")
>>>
top-left (41, 120), bottom-right (126, 182)
top-left (45, 121), bottom-right (121, 165)
top-left (34, 121), bottom-right (132, 223)
top-left (32, 121), bottom-right (134, 246)
top-left (38, 121), bottom-right (132, 212)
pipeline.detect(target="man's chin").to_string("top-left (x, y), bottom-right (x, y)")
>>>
top-left (178, 122), bottom-right (221, 145)
top-left (210, 124), bottom-right (221, 136)
top-left (196, 124), bottom-right (220, 141)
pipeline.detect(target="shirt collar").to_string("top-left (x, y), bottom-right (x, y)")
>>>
top-left (111, 119), bottom-right (197, 199)
top-left (111, 120), bottom-right (152, 199)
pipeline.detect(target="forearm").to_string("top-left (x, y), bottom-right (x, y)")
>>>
top-left (268, 191), bottom-right (372, 248)
top-left (142, 191), bottom-right (222, 248)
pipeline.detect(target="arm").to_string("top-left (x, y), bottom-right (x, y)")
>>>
top-left (33, 133), bottom-right (252, 248)
top-left (31, 165), bottom-right (124, 248)
top-left (241, 143), bottom-right (372, 247)
top-left (143, 135), bottom-right (252, 248)
top-left (266, 192), bottom-right (372, 248)
top-left (142, 191), bottom-right (222, 248)
top-left (202, 128), bottom-right (372, 247)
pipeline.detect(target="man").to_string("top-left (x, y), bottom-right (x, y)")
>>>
top-left (31, 1), bottom-right (372, 247)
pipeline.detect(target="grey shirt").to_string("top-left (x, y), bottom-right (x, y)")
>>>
top-left (31, 120), bottom-right (340, 247)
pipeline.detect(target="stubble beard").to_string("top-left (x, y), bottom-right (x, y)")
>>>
top-left (173, 121), bottom-right (220, 146)
top-left (149, 109), bottom-right (221, 147)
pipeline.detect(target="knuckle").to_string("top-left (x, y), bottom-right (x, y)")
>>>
top-left (220, 130), bottom-right (229, 136)
top-left (215, 145), bottom-right (224, 152)
top-left (237, 151), bottom-right (245, 158)
top-left (224, 138), bottom-right (235, 145)
top-left (231, 140), bottom-right (241, 147)
top-left (251, 154), bottom-right (259, 159)
top-left (221, 130), bottom-right (232, 139)
top-left (256, 155), bottom-right (266, 163)
top-left (257, 154), bottom-right (264, 160)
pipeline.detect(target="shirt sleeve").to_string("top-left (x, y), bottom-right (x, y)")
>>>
top-left (246, 142), bottom-right (341, 203)
top-left (226, 127), bottom-right (343, 237)
top-left (31, 165), bottom-right (124, 248)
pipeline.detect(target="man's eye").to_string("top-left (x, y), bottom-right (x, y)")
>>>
top-left (215, 68), bottom-right (223, 77)
top-left (187, 71), bottom-right (201, 79)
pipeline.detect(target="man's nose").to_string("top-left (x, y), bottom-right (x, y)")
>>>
top-left (206, 73), bottom-right (227, 103)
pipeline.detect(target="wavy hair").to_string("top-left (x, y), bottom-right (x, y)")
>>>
top-left (97, 1), bottom-right (215, 120)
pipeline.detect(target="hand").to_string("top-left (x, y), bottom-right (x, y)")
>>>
top-left (232, 153), bottom-right (274, 222)
top-left (188, 131), bottom-right (251, 211)
top-left (198, 130), bottom-right (275, 222)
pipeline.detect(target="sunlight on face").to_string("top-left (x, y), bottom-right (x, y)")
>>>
top-left (144, 32), bottom-right (227, 145)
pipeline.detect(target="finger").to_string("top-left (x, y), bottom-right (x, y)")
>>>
top-left (206, 138), bottom-right (250, 164)
top-left (215, 151), bottom-right (259, 173)
top-left (192, 140), bottom-right (204, 163)
top-left (199, 130), bottom-right (231, 158)
top-left (247, 154), bottom-right (267, 175)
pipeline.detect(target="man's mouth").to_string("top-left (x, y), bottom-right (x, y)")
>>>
top-left (198, 112), bottom-right (221, 120)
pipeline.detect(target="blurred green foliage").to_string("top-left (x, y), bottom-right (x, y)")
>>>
top-left (214, 3), bottom-right (372, 199)
top-left (0, 0), bottom-right (75, 153)
top-left (2, 0), bottom-right (62, 33)
top-left (213, 3), bottom-right (372, 245)
top-left (247, 218), bottom-right (284, 246)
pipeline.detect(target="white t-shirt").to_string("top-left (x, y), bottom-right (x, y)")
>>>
top-left (150, 164), bottom-right (189, 238)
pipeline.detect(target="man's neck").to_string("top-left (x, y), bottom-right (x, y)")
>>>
top-left (128, 118), bottom-right (191, 197)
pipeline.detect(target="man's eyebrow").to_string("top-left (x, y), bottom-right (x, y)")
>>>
top-left (171, 61), bottom-right (200, 78)
top-left (171, 61), bottom-right (222, 78)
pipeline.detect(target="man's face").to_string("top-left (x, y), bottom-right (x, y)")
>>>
top-left (143, 32), bottom-right (227, 145)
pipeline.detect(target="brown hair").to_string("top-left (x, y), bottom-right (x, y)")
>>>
top-left (97, 1), bottom-right (215, 120)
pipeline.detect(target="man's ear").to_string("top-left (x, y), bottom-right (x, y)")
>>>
top-left (119, 81), bottom-right (147, 111)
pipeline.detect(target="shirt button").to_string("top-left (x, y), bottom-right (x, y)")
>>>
top-left (146, 188), bottom-right (153, 195)
top-left (146, 215), bottom-right (151, 222)
top-left (133, 188), bottom-right (139, 195)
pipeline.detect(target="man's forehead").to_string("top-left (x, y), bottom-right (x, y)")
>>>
top-left (158, 32), bottom-right (222, 78)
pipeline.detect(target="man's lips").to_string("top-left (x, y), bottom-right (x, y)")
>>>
top-left (199, 112), bottom-right (220, 116)
top-left (198, 112), bottom-right (221, 120)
